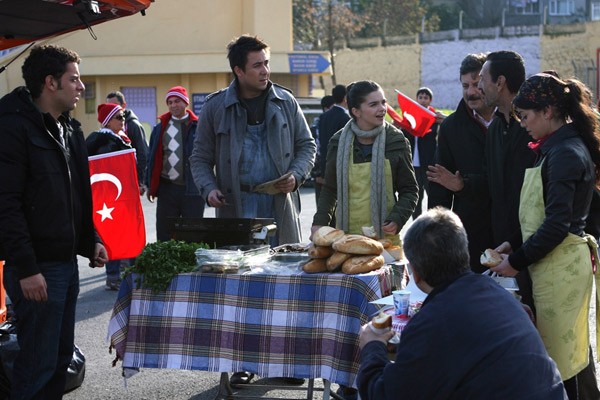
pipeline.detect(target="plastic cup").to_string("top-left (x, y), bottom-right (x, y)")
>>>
top-left (393, 289), bottom-right (411, 316)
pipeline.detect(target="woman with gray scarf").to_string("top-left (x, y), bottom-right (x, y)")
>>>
top-left (311, 80), bottom-right (418, 247)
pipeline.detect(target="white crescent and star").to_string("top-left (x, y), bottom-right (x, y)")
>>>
top-left (90, 173), bottom-right (122, 222)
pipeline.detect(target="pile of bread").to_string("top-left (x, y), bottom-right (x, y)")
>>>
top-left (303, 226), bottom-right (402, 275)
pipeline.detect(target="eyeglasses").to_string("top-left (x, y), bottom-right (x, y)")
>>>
top-left (114, 114), bottom-right (125, 121)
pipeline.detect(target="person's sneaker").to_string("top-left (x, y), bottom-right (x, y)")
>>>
top-left (105, 279), bottom-right (120, 291)
top-left (230, 371), bottom-right (254, 385)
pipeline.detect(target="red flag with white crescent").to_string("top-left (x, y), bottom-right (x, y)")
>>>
top-left (88, 149), bottom-right (146, 259)
top-left (395, 90), bottom-right (436, 138)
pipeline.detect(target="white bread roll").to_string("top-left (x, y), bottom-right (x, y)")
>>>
top-left (332, 234), bottom-right (384, 255)
top-left (313, 226), bottom-right (346, 247)
top-left (302, 258), bottom-right (328, 273)
top-left (308, 245), bottom-right (334, 259)
top-left (341, 254), bottom-right (385, 275)
top-left (371, 311), bottom-right (392, 330)
top-left (326, 251), bottom-right (352, 271)
top-left (480, 248), bottom-right (502, 268)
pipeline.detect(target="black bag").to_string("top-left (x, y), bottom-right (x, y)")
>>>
top-left (0, 321), bottom-right (86, 397)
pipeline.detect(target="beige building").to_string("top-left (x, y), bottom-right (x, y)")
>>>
top-left (0, 0), bottom-right (330, 135)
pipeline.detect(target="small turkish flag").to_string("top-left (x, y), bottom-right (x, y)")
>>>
top-left (395, 90), bottom-right (436, 138)
top-left (89, 149), bottom-right (146, 260)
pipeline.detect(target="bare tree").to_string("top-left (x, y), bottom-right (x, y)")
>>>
top-left (293, 0), bottom-right (364, 86)
top-left (362, 0), bottom-right (439, 37)
top-left (457, 0), bottom-right (504, 28)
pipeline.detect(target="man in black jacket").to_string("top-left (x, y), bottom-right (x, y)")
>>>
top-left (357, 208), bottom-right (566, 400)
top-left (0, 44), bottom-right (107, 399)
top-left (427, 53), bottom-right (495, 272)
top-left (315, 84), bottom-right (350, 207)
top-left (427, 51), bottom-right (536, 310)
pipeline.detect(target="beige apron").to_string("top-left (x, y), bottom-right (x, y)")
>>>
top-left (346, 157), bottom-right (399, 245)
top-left (519, 160), bottom-right (596, 380)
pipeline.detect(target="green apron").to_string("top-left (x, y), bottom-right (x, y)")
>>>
top-left (519, 160), bottom-right (596, 380)
top-left (345, 157), bottom-right (399, 245)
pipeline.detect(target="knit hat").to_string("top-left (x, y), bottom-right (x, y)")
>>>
top-left (97, 103), bottom-right (123, 127)
top-left (165, 86), bottom-right (189, 105)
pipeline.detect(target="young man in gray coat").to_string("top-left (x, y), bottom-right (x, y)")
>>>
top-left (190, 35), bottom-right (316, 247)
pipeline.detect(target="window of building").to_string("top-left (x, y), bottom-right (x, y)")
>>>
top-left (121, 87), bottom-right (156, 138)
top-left (511, 0), bottom-right (540, 15)
top-left (549, 0), bottom-right (574, 15)
top-left (84, 82), bottom-right (95, 114)
top-left (592, 2), bottom-right (600, 20)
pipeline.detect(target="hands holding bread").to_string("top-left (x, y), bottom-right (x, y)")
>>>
top-left (480, 242), bottom-right (519, 277)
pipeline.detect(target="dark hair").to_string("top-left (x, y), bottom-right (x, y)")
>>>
top-left (416, 87), bottom-right (433, 99)
top-left (107, 91), bottom-right (125, 105)
top-left (404, 207), bottom-right (470, 287)
top-left (514, 73), bottom-right (600, 184)
top-left (332, 84), bottom-right (346, 104)
top-left (346, 80), bottom-right (381, 121)
top-left (459, 53), bottom-right (487, 77)
top-left (22, 45), bottom-right (80, 99)
top-left (320, 95), bottom-right (335, 110)
top-left (226, 35), bottom-right (269, 74)
top-left (485, 51), bottom-right (525, 94)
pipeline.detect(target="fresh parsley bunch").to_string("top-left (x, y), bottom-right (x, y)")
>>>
top-left (124, 240), bottom-right (209, 293)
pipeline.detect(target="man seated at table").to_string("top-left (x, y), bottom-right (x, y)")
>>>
top-left (357, 207), bottom-right (567, 400)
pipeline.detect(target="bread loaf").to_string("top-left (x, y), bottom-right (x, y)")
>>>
top-left (308, 245), bottom-right (334, 259)
top-left (312, 226), bottom-right (345, 247)
top-left (480, 248), bottom-right (502, 268)
top-left (302, 258), bottom-right (328, 273)
top-left (341, 254), bottom-right (385, 275)
top-left (326, 251), bottom-right (352, 271)
top-left (332, 234), bottom-right (384, 255)
top-left (377, 238), bottom-right (392, 249)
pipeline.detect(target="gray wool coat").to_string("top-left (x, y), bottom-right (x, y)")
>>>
top-left (190, 80), bottom-right (316, 244)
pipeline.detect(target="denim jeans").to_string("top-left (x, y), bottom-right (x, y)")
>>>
top-left (155, 179), bottom-right (205, 242)
top-left (3, 260), bottom-right (79, 400)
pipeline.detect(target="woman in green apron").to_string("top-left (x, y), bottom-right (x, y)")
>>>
top-left (311, 80), bottom-right (418, 245)
top-left (310, 80), bottom-right (418, 400)
top-left (492, 73), bottom-right (600, 399)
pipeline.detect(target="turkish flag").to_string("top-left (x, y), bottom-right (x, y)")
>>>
top-left (395, 90), bottom-right (436, 138)
top-left (88, 149), bottom-right (146, 260)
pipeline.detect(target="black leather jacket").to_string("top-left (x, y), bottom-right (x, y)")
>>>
top-left (0, 87), bottom-right (97, 279)
top-left (509, 124), bottom-right (595, 270)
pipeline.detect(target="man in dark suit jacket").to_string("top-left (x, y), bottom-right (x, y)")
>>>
top-left (406, 87), bottom-right (444, 218)
top-left (315, 84), bottom-right (350, 224)
top-left (427, 54), bottom-right (495, 273)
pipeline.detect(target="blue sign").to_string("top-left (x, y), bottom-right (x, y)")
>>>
top-left (192, 93), bottom-right (210, 116)
top-left (288, 53), bottom-right (330, 74)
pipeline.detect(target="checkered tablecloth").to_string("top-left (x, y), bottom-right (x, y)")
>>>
top-left (108, 266), bottom-right (391, 387)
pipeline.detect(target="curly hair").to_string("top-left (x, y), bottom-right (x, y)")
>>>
top-left (22, 45), bottom-right (80, 99)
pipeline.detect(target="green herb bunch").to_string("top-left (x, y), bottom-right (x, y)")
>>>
top-left (123, 240), bottom-right (209, 293)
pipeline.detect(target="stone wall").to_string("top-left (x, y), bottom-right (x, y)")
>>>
top-left (323, 21), bottom-right (599, 109)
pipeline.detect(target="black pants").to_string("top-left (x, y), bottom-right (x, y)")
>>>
top-left (155, 179), bottom-right (205, 242)
top-left (412, 166), bottom-right (429, 219)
